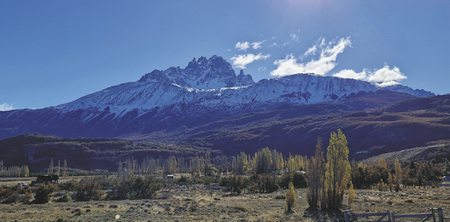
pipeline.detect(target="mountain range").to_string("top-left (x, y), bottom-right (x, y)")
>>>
top-left (0, 55), bottom-right (448, 167)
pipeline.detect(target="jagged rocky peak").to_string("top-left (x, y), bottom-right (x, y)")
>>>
top-left (138, 55), bottom-right (255, 89)
top-left (236, 69), bottom-right (255, 86)
top-left (383, 85), bottom-right (435, 98)
top-left (138, 69), bottom-right (172, 83)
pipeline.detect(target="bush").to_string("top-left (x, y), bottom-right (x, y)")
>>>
top-left (57, 193), bottom-right (73, 202)
top-left (348, 181), bottom-right (356, 208)
top-left (0, 186), bottom-right (15, 203)
top-left (220, 175), bottom-right (246, 195)
top-left (74, 180), bottom-right (105, 201)
top-left (178, 175), bottom-right (188, 183)
top-left (34, 184), bottom-right (57, 204)
top-left (108, 176), bottom-right (160, 200)
top-left (248, 174), bottom-right (278, 193)
top-left (3, 186), bottom-right (32, 204)
top-left (279, 173), bottom-right (307, 189)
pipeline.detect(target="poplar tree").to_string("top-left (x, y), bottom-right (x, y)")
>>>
top-left (324, 129), bottom-right (351, 210)
top-left (347, 181), bottom-right (356, 208)
top-left (393, 158), bottom-right (402, 192)
top-left (63, 159), bottom-right (67, 177)
top-left (285, 182), bottom-right (296, 212)
top-left (48, 158), bottom-right (54, 175)
top-left (56, 160), bottom-right (61, 176)
top-left (306, 137), bottom-right (325, 210)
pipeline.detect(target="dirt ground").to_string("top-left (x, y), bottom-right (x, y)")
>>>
top-left (0, 181), bottom-right (449, 222)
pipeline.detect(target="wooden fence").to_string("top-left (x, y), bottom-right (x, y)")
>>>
top-left (342, 208), bottom-right (446, 222)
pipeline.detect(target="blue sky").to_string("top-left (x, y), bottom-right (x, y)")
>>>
top-left (1, 0), bottom-right (449, 110)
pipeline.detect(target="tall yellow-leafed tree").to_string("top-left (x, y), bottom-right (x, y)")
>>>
top-left (393, 158), bottom-right (402, 192)
top-left (285, 182), bottom-right (296, 213)
top-left (306, 137), bottom-right (325, 210)
top-left (324, 129), bottom-right (351, 210)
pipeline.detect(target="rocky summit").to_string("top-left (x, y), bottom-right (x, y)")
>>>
top-left (0, 55), bottom-right (439, 147)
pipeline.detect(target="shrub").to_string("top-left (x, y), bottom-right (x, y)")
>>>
top-left (248, 174), bottom-right (278, 193)
top-left (279, 173), bottom-right (307, 189)
top-left (3, 186), bottom-right (32, 204)
top-left (0, 187), bottom-right (15, 202)
top-left (292, 173), bottom-right (307, 188)
top-left (57, 193), bottom-right (73, 202)
top-left (74, 180), bottom-right (105, 201)
top-left (34, 184), bottom-right (57, 204)
top-left (285, 182), bottom-right (296, 212)
top-left (220, 175), bottom-right (246, 195)
top-left (348, 181), bottom-right (356, 208)
top-left (108, 176), bottom-right (160, 200)
top-left (178, 175), bottom-right (188, 183)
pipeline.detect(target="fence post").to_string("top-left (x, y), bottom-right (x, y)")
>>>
top-left (431, 208), bottom-right (437, 222)
top-left (387, 210), bottom-right (391, 222)
top-left (437, 208), bottom-right (444, 222)
top-left (343, 210), bottom-right (351, 222)
top-left (391, 212), bottom-right (396, 222)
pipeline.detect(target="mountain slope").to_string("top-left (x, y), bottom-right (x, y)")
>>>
top-left (0, 55), bottom-right (443, 161)
top-left (0, 55), bottom-right (394, 139)
top-left (133, 94), bottom-right (450, 160)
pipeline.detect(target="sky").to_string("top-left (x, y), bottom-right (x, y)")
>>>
top-left (1, 0), bottom-right (449, 110)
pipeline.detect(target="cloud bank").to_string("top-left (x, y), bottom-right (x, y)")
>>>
top-left (231, 53), bottom-right (270, 69)
top-left (0, 103), bottom-right (14, 111)
top-left (333, 64), bottom-right (406, 86)
top-left (271, 37), bottom-right (351, 76)
top-left (270, 36), bottom-right (407, 87)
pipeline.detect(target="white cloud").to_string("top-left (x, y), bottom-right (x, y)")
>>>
top-left (271, 37), bottom-right (352, 76)
top-left (251, 41), bottom-right (265, 50)
top-left (367, 64), bottom-right (406, 85)
top-left (0, 103), bottom-right (14, 111)
top-left (333, 64), bottom-right (407, 87)
top-left (304, 45), bottom-right (317, 57)
top-left (235, 41), bottom-right (266, 51)
top-left (235, 42), bottom-right (250, 51)
top-left (290, 33), bottom-right (299, 42)
top-left (231, 53), bottom-right (271, 69)
top-left (333, 69), bottom-right (367, 80)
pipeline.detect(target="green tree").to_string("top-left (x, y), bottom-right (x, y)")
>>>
top-left (285, 182), bottom-right (296, 213)
top-left (255, 148), bottom-right (273, 174)
top-left (306, 137), bottom-right (325, 210)
top-left (34, 184), bottom-right (57, 204)
top-left (393, 158), bottom-right (402, 192)
top-left (62, 159), bottom-right (67, 177)
top-left (442, 158), bottom-right (450, 176)
top-left (347, 181), bottom-right (356, 208)
top-left (324, 129), bottom-right (351, 210)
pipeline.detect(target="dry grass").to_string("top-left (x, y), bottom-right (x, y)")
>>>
top-left (0, 184), bottom-right (448, 222)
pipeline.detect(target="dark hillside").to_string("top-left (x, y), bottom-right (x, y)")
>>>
top-left (136, 94), bottom-right (450, 160)
top-left (0, 134), bottom-right (212, 172)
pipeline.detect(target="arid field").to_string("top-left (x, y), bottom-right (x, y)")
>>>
top-left (0, 177), bottom-right (449, 222)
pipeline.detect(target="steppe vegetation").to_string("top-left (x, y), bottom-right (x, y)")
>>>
top-left (0, 130), bottom-right (449, 221)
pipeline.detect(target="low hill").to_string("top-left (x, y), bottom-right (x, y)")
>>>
top-left (0, 134), bottom-right (212, 172)
top-left (362, 142), bottom-right (450, 164)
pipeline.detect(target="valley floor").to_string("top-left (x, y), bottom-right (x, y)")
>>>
top-left (0, 183), bottom-right (449, 222)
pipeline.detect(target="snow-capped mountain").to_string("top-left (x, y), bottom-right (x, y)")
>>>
top-left (0, 55), bottom-right (435, 139)
top-left (138, 55), bottom-right (255, 89)
top-left (59, 55), bottom-right (379, 116)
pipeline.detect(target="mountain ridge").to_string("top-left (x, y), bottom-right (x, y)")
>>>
top-left (0, 55), bottom-right (444, 159)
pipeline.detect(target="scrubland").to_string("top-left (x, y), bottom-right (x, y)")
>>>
top-left (0, 178), bottom-right (448, 222)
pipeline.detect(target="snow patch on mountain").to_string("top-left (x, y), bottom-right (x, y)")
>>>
top-left (58, 55), bottom-right (433, 119)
